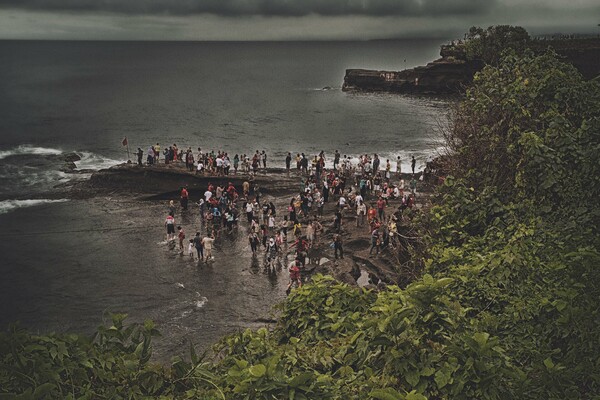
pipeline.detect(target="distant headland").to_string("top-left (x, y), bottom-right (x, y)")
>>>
top-left (343, 26), bottom-right (600, 94)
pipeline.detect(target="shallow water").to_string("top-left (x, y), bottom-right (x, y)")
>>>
top-left (0, 196), bottom-right (290, 357)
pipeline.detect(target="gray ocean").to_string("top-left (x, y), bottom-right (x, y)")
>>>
top-left (0, 40), bottom-right (450, 356)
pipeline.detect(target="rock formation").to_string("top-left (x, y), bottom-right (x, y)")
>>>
top-left (343, 38), bottom-right (600, 95)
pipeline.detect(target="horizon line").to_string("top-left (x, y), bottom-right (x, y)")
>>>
top-left (0, 31), bottom-right (596, 43)
top-left (0, 37), bottom-right (451, 42)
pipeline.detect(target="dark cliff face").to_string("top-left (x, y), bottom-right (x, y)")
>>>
top-left (343, 59), bottom-right (483, 94)
top-left (343, 39), bottom-right (599, 95)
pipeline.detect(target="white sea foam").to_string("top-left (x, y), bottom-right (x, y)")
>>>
top-left (0, 145), bottom-right (63, 160)
top-left (269, 145), bottom-right (445, 173)
top-left (195, 292), bottom-right (208, 308)
top-left (0, 145), bottom-right (123, 172)
top-left (0, 199), bottom-right (68, 215)
top-left (195, 298), bottom-right (208, 308)
top-left (0, 166), bottom-right (69, 186)
top-left (75, 152), bottom-right (123, 171)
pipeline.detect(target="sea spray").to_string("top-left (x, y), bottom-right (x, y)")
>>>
top-left (0, 145), bottom-right (63, 160)
top-left (0, 199), bottom-right (68, 215)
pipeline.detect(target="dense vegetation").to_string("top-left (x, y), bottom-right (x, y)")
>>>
top-left (2, 37), bottom-right (599, 399)
top-left (461, 25), bottom-right (531, 65)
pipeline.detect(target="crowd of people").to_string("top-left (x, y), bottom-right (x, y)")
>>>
top-left (159, 147), bottom-right (424, 293)
top-left (137, 144), bottom-right (271, 176)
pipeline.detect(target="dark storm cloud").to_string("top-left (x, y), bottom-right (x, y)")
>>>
top-left (0, 0), bottom-right (496, 17)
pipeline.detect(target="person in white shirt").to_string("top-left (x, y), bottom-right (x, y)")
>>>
top-left (356, 200), bottom-right (367, 227)
top-left (204, 190), bottom-right (213, 202)
top-left (268, 215), bottom-right (276, 232)
top-left (306, 221), bottom-right (315, 242)
top-left (187, 240), bottom-right (195, 259)
top-left (355, 193), bottom-right (363, 205)
top-left (202, 235), bottom-right (215, 261)
top-left (165, 214), bottom-right (175, 241)
top-left (338, 196), bottom-right (347, 210)
top-left (216, 157), bottom-right (224, 175)
top-left (245, 201), bottom-right (254, 223)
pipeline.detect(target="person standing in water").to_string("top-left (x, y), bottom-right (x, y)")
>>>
top-left (165, 213), bottom-right (175, 241)
top-left (177, 226), bottom-right (186, 253)
top-left (187, 239), bottom-right (195, 259)
top-left (202, 234), bottom-right (215, 261)
top-left (249, 232), bottom-right (260, 256)
top-left (180, 186), bottom-right (189, 210)
top-left (193, 232), bottom-right (204, 261)
top-left (411, 156), bottom-right (416, 174)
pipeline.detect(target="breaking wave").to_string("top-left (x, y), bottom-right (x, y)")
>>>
top-left (75, 152), bottom-right (123, 171)
top-left (0, 199), bottom-right (68, 215)
top-left (0, 145), bottom-right (63, 160)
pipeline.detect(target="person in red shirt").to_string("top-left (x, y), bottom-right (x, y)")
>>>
top-left (165, 213), bottom-right (175, 241)
top-left (180, 186), bottom-right (189, 210)
top-left (290, 237), bottom-right (310, 253)
top-left (286, 260), bottom-right (302, 294)
top-left (367, 205), bottom-right (378, 227)
top-left (227, 182), bottom-right (238, 200)
top-left (177, 226), bottom-right (186, 252)
top-left (376, 197), bottom-right (386, 222)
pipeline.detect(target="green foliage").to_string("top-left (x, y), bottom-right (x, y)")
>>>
top-left (463, 25), bottom-right (531, 65)
top-left (423, 49), bottom-right (600, 398)
top-left (0, 314), bottom-right (222, 399)
top-left (211, 274), bottom-right (515, 399)
top-left (445, 48), bottom-right (600, 223)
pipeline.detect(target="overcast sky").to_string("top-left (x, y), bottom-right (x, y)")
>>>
top-left (0, 0), bottom-right (597, 40)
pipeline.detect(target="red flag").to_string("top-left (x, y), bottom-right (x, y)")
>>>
top-left (122, 137), bottom-right (128, 146)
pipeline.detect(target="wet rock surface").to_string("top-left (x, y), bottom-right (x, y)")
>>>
top-left (72, 163), bottom-right (300, 199)
top-left (343, 58), bottom-right (483, 95)
top-left (71, 161), bottom-right (436, 288)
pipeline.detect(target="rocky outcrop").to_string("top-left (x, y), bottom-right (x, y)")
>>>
top-left (72, 163), bottom-right (299, 199)
top-left (343, 58), bottom-right (483, 94)
top-left (343, 38), bottom-right (600, 95)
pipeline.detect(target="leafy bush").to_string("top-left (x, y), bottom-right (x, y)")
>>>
top-left (0, 314), bottom-right (222, 399)
top-left (463, 25), bottom-right (531, 65)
